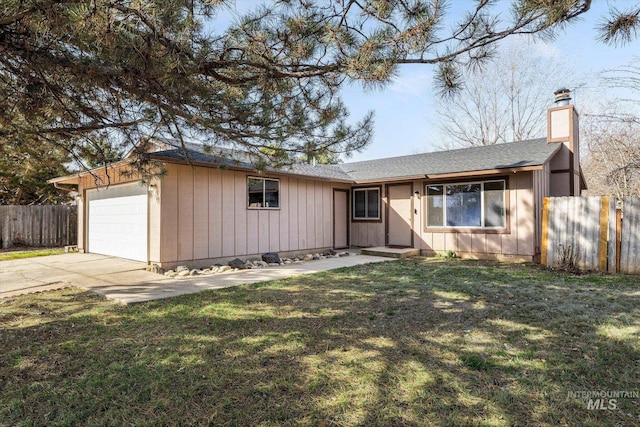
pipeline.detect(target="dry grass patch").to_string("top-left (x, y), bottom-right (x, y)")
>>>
top-left (1, 258), bottom-right (639, 426)
top-left (0, 248), bottom-right (64, 261)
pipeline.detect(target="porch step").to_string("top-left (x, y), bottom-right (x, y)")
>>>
top-left (360, 246), bottom-right (420, 259)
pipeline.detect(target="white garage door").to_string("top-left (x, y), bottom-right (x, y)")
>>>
top-left (87, 183), bottom-right (148, 262)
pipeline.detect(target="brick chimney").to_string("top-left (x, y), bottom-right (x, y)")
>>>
top-left (547, 88), bottom-right (581, 196)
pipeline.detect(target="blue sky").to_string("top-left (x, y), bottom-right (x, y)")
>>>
top-left (215, 1), bottom-right (640, 162)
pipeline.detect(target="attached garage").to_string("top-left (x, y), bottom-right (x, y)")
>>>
top-left (86, 183), bottom-right (148, 262)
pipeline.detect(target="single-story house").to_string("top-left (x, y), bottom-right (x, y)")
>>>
top-left (50, 93), bottom-right (584, 268)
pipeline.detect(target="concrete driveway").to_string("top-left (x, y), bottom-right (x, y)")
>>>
top-left (0, 252), bottom-right (391, 304)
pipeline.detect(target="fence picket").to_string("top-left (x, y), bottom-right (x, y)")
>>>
top-left (620, 197), bottom-right (640, 274)
top-left (542, 196), bottom-right (639, 274)
top-left (0, 205), bottom-right (77, 249)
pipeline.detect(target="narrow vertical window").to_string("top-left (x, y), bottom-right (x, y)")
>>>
top-left (427, 185), bottom-right (444, 227)
top-left (483, 181), bottom-right (506, 228)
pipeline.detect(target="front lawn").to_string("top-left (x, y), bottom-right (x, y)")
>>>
top-left (1, 259), bottom-right (638, 426)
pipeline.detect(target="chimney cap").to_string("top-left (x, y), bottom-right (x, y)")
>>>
top-left (554, 88), bottom-right (571, 106)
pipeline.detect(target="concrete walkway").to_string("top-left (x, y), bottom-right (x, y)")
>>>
top-left (0, 252), bottom-right (392, 304)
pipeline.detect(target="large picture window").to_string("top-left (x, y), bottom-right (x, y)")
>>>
top-left (248, 177), bottom-right (279, 209)
top-left (426, 180), bottom-right (506, 229)
top-left (353, 187), bottom-right (380, 220)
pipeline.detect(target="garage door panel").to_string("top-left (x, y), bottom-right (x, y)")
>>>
top-left (88, 186), bottom-right (148, 262)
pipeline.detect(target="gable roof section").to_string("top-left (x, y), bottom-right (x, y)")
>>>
top-left (50, 136), bottom-right (561, 186)
top-left (337, 138), bottom-right (560, 182)
top-left (148, 141), bottom-right (354, 182)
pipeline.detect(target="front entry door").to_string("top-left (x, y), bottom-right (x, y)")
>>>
top-left (333, 189), bottom-right (349, 249)
top-left (387, 184), bottom-right (413, 247)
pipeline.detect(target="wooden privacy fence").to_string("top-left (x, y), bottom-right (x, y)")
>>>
top-left (541, 196), bottom-right (640, 274)
top-left (0, 205), bottom-right (77, 249)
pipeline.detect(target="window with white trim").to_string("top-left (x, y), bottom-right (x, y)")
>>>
top-left (248, 177), bottom-right (279, 208)
top-left (353, 187), bottom-right (380, 220)
top-left (426, 180), bottom-right (506, 228)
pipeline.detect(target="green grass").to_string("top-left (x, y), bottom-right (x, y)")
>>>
top-left (1, 258), bottom-right (639, 426)
top-left (0, 248), bottom-right (64, 261)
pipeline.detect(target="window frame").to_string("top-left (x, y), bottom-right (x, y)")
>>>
top-left (247, 176), bottom-right (280, 210)
top-left (352, 186), bottom-right (381, 221)
top-left (424, 177), bottom-right (509, 233)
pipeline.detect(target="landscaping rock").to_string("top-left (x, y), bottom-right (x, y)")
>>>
top-left (228, 258), bottom-right (246, 269)
top-left (303, 254), bottom-right (313, 261)
top-left (323, 249), bottom-right (336, 256)
top-left (164, 270), bottom-right (176, 277)
top-left (146, 264), bottom-right (163, 274)
top-left (201, 268), bottom-right (213, 275)
top-left (218, 265), bottom-right (232, 273)
top-left (338, 252), bottom-right (349, 257)
top-left (262, 252), bottom-right (281, 264)
top-left (189, 269), bottom-right (200, 276)
top-left (254, 260), bottom-right (268, 268)
top-left (176, 265), bottom-right (189, 273)
top-left (177, 270), bottom-right (190, 277)
top-left (312, 253), bottom-right (320, 260)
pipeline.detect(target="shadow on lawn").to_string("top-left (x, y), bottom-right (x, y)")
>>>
top-left (1, 259), bottom-right (639, 426)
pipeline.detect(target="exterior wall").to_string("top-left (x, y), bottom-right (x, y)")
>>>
top-left (351, 172), bottom-right (537, 261)
top-left (74, 160), bottom-right (547, 264)
top-left (148, 178), bottom-right (162, 263)
top-left (76, 195), bottom-right (84, 252)
top-left (158, 163), bottom-right (349, 267)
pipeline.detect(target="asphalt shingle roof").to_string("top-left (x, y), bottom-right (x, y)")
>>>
top-left (149, 141), bottom-right (353, 181)
top-left (336, 138), bottom-right (559, 182)
top-left (149, 137), bottom-right (560, 183)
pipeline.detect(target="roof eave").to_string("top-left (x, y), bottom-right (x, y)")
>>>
top-left (353, 175), bottom-right (427, 184)
top-left (47, 174), bottom-right (82, 185)
top-left (425, 165), bottom-right (543, 180)
top-left (48, 158), bottom-right (136, 185)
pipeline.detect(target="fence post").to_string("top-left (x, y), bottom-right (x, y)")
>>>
top-left (541, 197), bottom-right (549, 266)
top-left (616, 207), bottom-right (622, 273)
top-left (607, 199), bottom-right (617, 273)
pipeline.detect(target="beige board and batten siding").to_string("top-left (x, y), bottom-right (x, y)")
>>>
top-left (417, 172), bottom-right (536, 260)
top-left (158, 163), bottom-right (347, 268)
